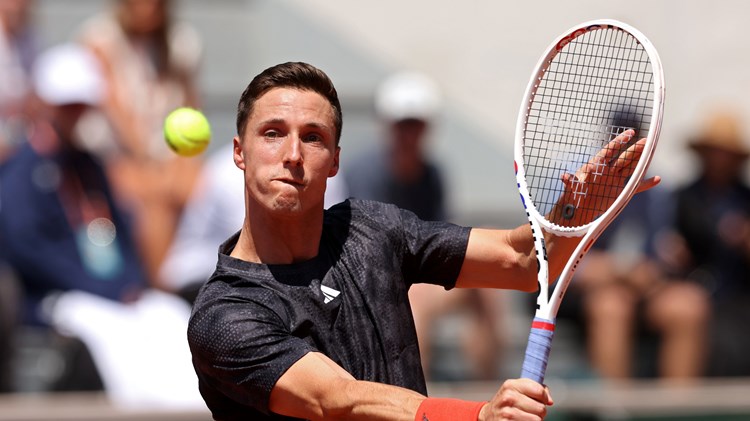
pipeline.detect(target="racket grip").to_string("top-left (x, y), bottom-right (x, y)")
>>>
top-left (520, 317), bottom-right (556, 384)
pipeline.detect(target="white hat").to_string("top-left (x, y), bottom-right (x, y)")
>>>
top-left (375, 72), bottom-right (441, 122)
top-left (33, 43), bottom-right (103, 106)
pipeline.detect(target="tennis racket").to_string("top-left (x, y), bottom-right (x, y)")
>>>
top-left (515, 19), bottom-right (665, 383)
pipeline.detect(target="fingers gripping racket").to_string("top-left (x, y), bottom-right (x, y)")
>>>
top-left (515, 19), bottom-right (665, 383)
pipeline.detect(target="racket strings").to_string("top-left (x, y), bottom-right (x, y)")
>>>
top-left (523, 27), bottom-right (654, 229)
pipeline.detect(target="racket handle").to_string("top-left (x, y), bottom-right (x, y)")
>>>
top-left (520, 317), bottom-right (556, 384)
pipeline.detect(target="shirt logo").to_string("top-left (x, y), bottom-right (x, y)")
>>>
top-left (320, 285), bottom-right (340, 304)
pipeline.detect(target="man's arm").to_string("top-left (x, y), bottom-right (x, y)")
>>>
top-left (455, 225), bottom-right (572, 292)
top-left (269, 351), bottom-right (551, 421)
top-left (269, 352), bottom-right (423, 420)
top-left (456, 176), bottom-right (661, 291)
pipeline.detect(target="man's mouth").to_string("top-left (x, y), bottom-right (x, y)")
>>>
top-left (274, 178), bottom-right (304, 187)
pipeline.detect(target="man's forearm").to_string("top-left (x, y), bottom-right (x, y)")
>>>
top-left (269, 352), bottom-right (423, 421)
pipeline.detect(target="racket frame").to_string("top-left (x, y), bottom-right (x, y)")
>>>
top-left (514, 19), bottom-right (665, 382)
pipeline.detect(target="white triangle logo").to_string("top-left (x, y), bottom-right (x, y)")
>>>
top-left (320, 285), bottom-right (340, 304)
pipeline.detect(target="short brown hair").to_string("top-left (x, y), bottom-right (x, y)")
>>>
top-left (236, 62), bottom-right (343, 145)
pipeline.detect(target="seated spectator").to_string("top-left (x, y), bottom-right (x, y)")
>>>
top-left (660, 109), bottom-right (750, 377)
top-left (560, 188), bottom-right (709, 380)
top-left (0, 44), bottom-right (202, 408)
top-left (345, 71), bottom-right (504, 380)
top-left (0, 43), bottom-right (147, 328)
top-left (76, 0), bottom-right (204, 287)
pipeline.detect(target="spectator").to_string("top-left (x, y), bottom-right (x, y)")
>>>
top-left (346, 71), bottom-right (445, 221)
top-left (346, 71), bottom-right (504, 380)
top-left (0, 0), bottom-right (39, 162)
top-left (661, 109), bottom-right (750, 377)
top-left (0, 44), bottom-right (202, 408)
top-left (0, 43), bottom-right (149, 326)
top-left (0, 43), bottom-right (146, 389)
top-left (559, 188), bottom-right (710, 380)
top-left (0, 0), bottom-right (38, 392)
top-left (76, 0), bottom-right (204, 287)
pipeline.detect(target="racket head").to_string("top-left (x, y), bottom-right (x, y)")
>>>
top-left (514, 19), bottom-right (665, 238)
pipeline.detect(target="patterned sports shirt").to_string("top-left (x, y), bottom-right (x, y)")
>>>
top-left (188, 199), bottom-right (470, 420)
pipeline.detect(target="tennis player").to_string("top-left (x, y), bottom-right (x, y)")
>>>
top-left (187, 62), bottom-right (659, 421)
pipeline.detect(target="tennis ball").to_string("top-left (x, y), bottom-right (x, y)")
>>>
top-left (164, 107), bottom-right (211, 157)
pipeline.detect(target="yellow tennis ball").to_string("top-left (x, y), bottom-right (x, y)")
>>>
top-left (164, 107), bottom-right (211, 157)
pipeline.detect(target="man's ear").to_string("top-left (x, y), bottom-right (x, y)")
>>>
top-left (233, 136), bottom-right (245, 170)
top-left (328, 146), bottom-right (341, 177)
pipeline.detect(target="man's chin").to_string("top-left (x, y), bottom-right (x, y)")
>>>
top-left (271, 195), bottom-right (304, 214)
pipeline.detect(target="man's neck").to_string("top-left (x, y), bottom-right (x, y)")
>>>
top-left (231, 207), bottom-right (324, 265)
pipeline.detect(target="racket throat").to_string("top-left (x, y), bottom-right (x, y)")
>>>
top-left (533, 275), bottom-right (559, 311)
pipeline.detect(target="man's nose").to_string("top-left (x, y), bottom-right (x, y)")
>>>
top-left (282, 135), bottom-right (303, 166)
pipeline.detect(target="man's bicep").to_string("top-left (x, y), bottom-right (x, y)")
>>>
top-left (269, 352), bottom-right (354, 419)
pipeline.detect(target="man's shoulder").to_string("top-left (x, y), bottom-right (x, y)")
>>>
top-left (188, 272), bottom-right (288, 341)
top-left (331, 197), bottom-right (397, 211)
top-left (191, 268), bottom-right (276, 310)
top-left (325, 198), bottom-right (405, 227)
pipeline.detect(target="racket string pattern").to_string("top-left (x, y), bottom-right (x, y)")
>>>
top-left (523, 25), bottom-right (655, 229)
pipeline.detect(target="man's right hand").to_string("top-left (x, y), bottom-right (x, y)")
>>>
top-left (479, 378), bottom-right (553, 421)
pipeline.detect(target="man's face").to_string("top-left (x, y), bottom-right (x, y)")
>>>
top-left (233, 87), bottom-right (340, 217)
top-left (54, 103), bottom-right (89, 143)
top-left (390, 118), bottom-right (427, 157)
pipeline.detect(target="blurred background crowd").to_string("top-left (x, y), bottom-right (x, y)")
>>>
top-left (1, 0), bottom-right (750, 419)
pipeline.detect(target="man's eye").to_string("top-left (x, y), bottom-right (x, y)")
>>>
top-left (303, 133), bottom-right (322, 143)
top-left (264, 130), bottom-right (280, 138)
